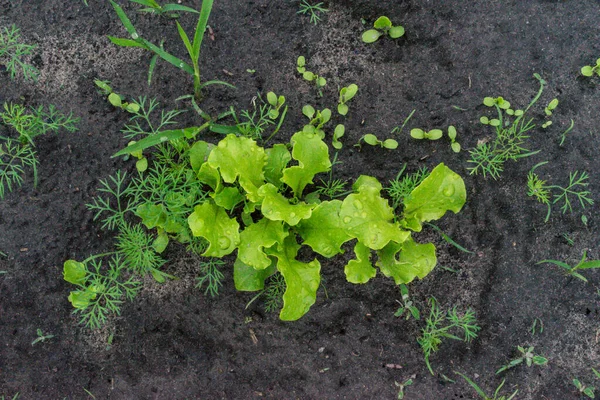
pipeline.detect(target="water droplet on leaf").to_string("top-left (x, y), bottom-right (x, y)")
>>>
top-left (442, 185), bottom-right (455, 197)
top-left (218, 237), bottom-right (231, 250)
top-left (353, 200), bottom-right (364, 210)
top-left (343, 216), bottom-right (352, 224)
top-left (131, 32), bottom-right (138, 39)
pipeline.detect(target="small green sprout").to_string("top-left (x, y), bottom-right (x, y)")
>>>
top-left (394, 284), bottom-right (420, 320)
top-left (297, 56), bottom-right (327, 96)
top-left (573, 379), bottom-right (595, 398)
top-left (538, 250), bottom-right (600, 283)
top-left (559, 119), bottom-right (574, 146)
top-left (31, 328), bottom-right (55, 346)
top-left (448, 125), bottom-right (461, 153)
top-left (455, 372), bottom-right (518, 400)
top-left (332, 124), bottom-right (344, 149)
top-left (395, 377), bottom-right (414, 400)
top-left (302, 105), bottom-right (331, 138)
top-left (129, 0), bottom-right (200, 18)
top-left (338, 84), bottom-right (358, 116)
top-left (495, 345), bottom-right (548, 374)
top-left (359, 133), bottom-right (398, 149)
top-left (541, 121), bottom-right (552, 129)
top-left (94, 80), bottom-right (140, 113)
top-left (544, 98), bottom-right (559, 116)
top-left (530, 318), bottom-right (544, 335)
top-left (410, 128), bottom-right (443, 140)
top-left (266, 91), bottom-right (286, 120)
top-left (581, 58), bottom-right (600, 77)
top-left (0, 24), bottom-right (39, 81)
top-left (362, 16), bottom-right (405, 43)
top-left (297, 0), bottom-right (328, 25)
top-left (196, 258), bottom-right (225, 297)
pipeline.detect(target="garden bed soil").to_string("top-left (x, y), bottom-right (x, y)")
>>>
top-left (1, 0), bottom-right (600, 399)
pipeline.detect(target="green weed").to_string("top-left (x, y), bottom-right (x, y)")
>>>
top-left (495, 345), bottom-right (548, 374)
top-left (0, 25), bottom-right (38, 81)
top-left (31, 328), bottom-right (55, 346)
top-left (362, 16), bottom-right (404, 43)
top-left (538, 250), bottom-right (600, 283)
top-left (455, 372), bottom-right (518, 400)
top-left (196, 258), bottom-right (225, 297)
top-left (297, 0), bottom-right (328, 25)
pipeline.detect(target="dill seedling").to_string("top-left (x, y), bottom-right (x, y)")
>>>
top-left (418, 298), bottom-right (480, 374)
top-left (297, 0), bottom-right (329, 25)
top-left (264, 273), bottom-right (286, 313)
top-left (87, 171), bottom-right (138, 230)
top-left (315, 153), bottom-right (350, 199)
top-left (121, 97), bottom-right (185, 139)
top-left (196, 258), bottom-right (225, 297)
top-left (0, 25), bottom-right (39, 81)
top-left (387, 164), bottom-right (430, 211)
top-left (116, 223), bottom-right (166, 275)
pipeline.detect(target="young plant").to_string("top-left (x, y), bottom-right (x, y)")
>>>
top-left (0, 24), bottom-right (39, 81)
top-left (263, 272), bottom-right (286, 313)
top-left (233, 92), bottom-right (287, 142)
top-left (573, 379), bottom-right (595, 398)
top-left (538, 250), bottom-right (600, 283)
top-left (108, 0), bottom-right (233, 100)
top-left (297, 0), bottom-right (328, 25)
top-left (196, 258), bottom-right (225, 297)
top-left (31, 329), bottom-right (55, 346)
top-left (314, 152), bottom-right (350, 200)
top-left (581, 58), bottom-right (600, 77)
top-left (544, 98), bottom-right (559, 116)
top-left (455, 372), bottom-right (518, 400)
top-left (359, 133), bottom-right (398, 149)
top-left (394, 284), bottom-right (420, 320)
top-left (395, 377), bottom-right (414, 400)
top-left (266, 91), bottom-right (286, 120)
top-left (120, 96), bottom-right (185, 139)
top-left (410, 128), bottom-right (443, 141)
top-left (337, 84), bottom-right (358, 116)
top-left (495, 345), bottom-right (548, 374)
top-left (469, 74), bottom-right (546, 179)
top-left (302, 105), bottom-right (331, 138)
top-left (527, 161), bottom-right (593, 222)
top-left (386, 165), bottom-right (430, 210)
top-left (418, 298), bottom-right (480, 374)
top-left (332, 124), bottom-right (345, 149)
top-left (94, 80), bottom-right (141, 114)
top-left (129, 0), bottom-right (200, 18)
top-left (297, 56), bottom-right (327, 97)
top-left (0, 102), bottom-right (79, 199)
top-left (362, 16), bottom-right (405, 43)
top-left (448, 125), bottom-right (461, 153)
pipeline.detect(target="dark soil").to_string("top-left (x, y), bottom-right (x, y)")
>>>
top-left (1, 1), bottom-right (600, 399)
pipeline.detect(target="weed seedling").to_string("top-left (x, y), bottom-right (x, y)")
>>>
top-left (425, 223), bottom-right (473, 254)
top-left (394, 284), bottom-right (420, 320)
top-left (496, 345), bottom-right (548, 374)
top-left (0, 25), bottom-right (39, 81)
top-left (538, 250), bottom-right (600, 283)
top-left (31, 328), bottom-right (55, 346)
top-left (447, 125), bottom-right (461, 153)
top-left (391, 109), bottom-right (416, 136)
top-left (108, 0), bottom-right (233, 100)
top-left (297, 56), bottom-right (327, 96)
top-left (455, 372), bottom-right (518, 400)
top-left (581, 58), bottom-right (600, 77)
top-left (332, 124), bottom-right (345, 149)
top-left (297, 0), bottom-right (328, 25)
top-left (559, 119), bottom-right (574, 147)
top-left (530, 318), bottom-right (543, 335)
top-left (394, 377), bottom-right (414, 399)
top-left (573, 379), bottom-right (595, 398)
top-left (362, 16), bottom-right (405, 43)
top-left (418, 298), bottom-right (480, 374)
top-left (129, 0), bottom-right (200, 18)
top-left (337, 84), bottom-right (358, 116)
top-left (302, 105), bottom-right (331, 137)
top-left (94, 80), bottom-right (140, 113)
top-left (544, 98), bottom-right (559, 116)
top-left (358, 133), bottom-right (398, 149)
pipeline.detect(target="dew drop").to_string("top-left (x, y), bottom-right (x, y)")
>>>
top-left (442, 185), bottom-right (455, 197)
top-left (343, 216), bottom-right (352, 224)
top-left (179, 63), bottom-right (184, 68)
top-left (353, 200), bottom-right (363, 210)
top-left (289, 212), bottom-right (296, 218)
top-left (131, 32), bottom-right (139, 39)
top-left (159, 136), bottom-right (168, 142)
top-left (218, 237), bottom-right (231, 250)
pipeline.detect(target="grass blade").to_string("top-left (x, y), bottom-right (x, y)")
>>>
top-left (193, 0), bottom-right (214, 61)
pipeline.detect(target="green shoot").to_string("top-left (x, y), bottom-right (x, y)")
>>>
top-left (573, 379), bottom-right (595, 398)
top-left (297, 56), bottom-right (327, 96)
top-left (116, 223), bottom-right (166, 276)
top-left (337, 84), bottom-right (358, 116)
top-left (86, 171), bottom-right (138, 230)
top-left (314, 153), bottom-right (350, 200)
top-left (538, 250), bottom-right (600, 283)
top-left (425, 223), bottom-right (473, 254)
top-left (108, 0), bottom-right (234, 100)
top-left (387, 165), bottom-right (429, 210)
top-left (394, 284), bottom-right (420, 320)
top-left (530, 318), bottom-right (543, 335)
top-left (495, 345), bottom-right (548, 374)
top-left (544, 98), bottom-right (559, 116)
top-left (418, 298), bottom-right (480, 374)
top-left (559, 119), bottom-right (574, 146)
top-left (359, 133), bottom-right (398, 149)
top-left (468, 74), bottom-right (545, 179)
top-left (297, 0), bottom-right (328, 25)
top-left (94, 79), bottom-right (141, 113)
top-left (394, 377), bottom-right (414, 399)
top-left (302, 105), bottom-right (331, 137)
top-left (362, 16), bottom-right (405, 43)
top-left (391, 109), bottom-right (416, 135)
top-left (455, 372), bottom-right (518, 400)
top-left (121, 97), bottom-right (185, 139)
top-left (581, 58), bottom-right (600, 77)
top-left (410, 128), bottom-right (443, 141)
top-left (129, 0), bottom-right (200, 18)
top-left (263, 273), bottom-right (286, 313)
top-left (447, 125), bottom-right (461, 153)
top-left (332, 124), bottom-right (345, 149)
top-left (196, 258), bottom-right (225, 297)
top-left (562, 233), bottom-right (575, 246)
top-left (0, 25), bottom-right (39, 81)
top-left (31, 328), bottom-right (55, 346)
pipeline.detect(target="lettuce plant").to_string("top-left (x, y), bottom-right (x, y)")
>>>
top-left (177, 132), bottom-right (466, 320)
top-left (362, 16), bottom-right (405, 43)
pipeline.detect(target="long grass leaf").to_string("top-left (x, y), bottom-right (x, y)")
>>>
top-left (192, 0), bottom-right (214, 61)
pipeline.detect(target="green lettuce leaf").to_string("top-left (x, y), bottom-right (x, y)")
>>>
top-left (189, 140), bottom-right (214, 173)
top-left (196, 162), bottom-right (222, 193)
top-left (340, 175), bottom-right (409, 250)
top-left (258, 183), bottom-right (314, 226)
top-left (238, 219), bottom-right (288, 270)
top-left (63, 260), bottom-right (87, 285)
top-left (268, 236), bottom-right (321, 321)
top-left (296, 200), bottom-right (353, 257)
top-left (376, 236), bottom-right (437, 284)
top-left (208, 135), bottom-right (266, 202)
top-left (264, 144), bottom-right (292, 188)
top-left (282, 131), bottom-right (332, 198)
top-left (211, 186), bottom-right (244, 211)
top-left (136, 203), bottom-right (167, 229)
top-left (344, 242), bottom-right (377, 284)
top-left (401, 163), bottom-right (466, 232)
top-left (187, 201), bottom-right (240, 257)
top-left (233, 258), bottom-right (276, 291)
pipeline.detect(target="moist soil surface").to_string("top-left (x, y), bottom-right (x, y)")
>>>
top-left (1, 1), bottom-right (600, 399)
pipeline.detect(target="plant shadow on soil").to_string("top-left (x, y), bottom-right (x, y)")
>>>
top-left (1, 0), bottom-right (600, 399)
